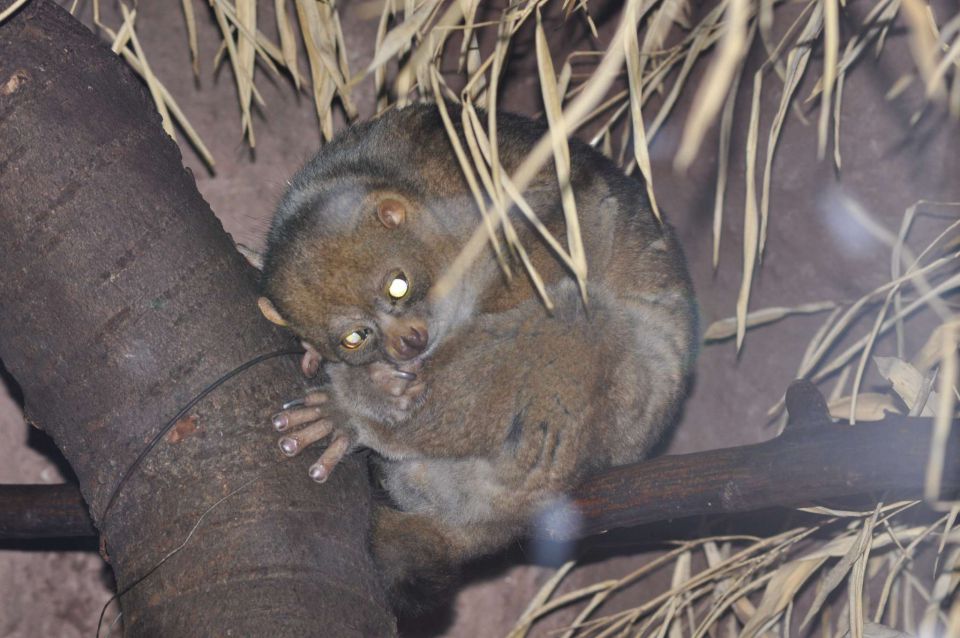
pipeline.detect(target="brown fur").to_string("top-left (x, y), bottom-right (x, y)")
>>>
top-left (260, 103), bottom-right (698, 612)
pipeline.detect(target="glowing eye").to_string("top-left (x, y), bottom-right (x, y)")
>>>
top-left (341, 330), bottom-right (366, 349)
top-left (387, 273), bottom-right (409, 300)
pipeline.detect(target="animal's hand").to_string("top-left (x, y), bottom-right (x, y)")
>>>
top-left (367, 361), bottom-right (426, 413)
top-left (272, 389), bottom-right (354, 483)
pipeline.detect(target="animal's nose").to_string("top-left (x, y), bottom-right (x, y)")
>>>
top-left (382, 318), bottom-right (429, 361)
top-left (400, 325), bottom-right (428, 353)
top-left (392, 325), bottom-right (428, 361)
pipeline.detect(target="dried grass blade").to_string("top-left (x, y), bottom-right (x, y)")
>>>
top-left (640, 0), bottom-right (689, 76)
top-left (296, 0), bottom-right (337, 139)
top-left (741, 558), bottom-right (828, 638)
top-left (736, 71), bottom-right (763, 351)
top-left (925, 323), bottom-right (959, 509)
top-left (373, 0), bottom-right (393, 112)
top-left (123, 5), bottom-right (175, 139)
top-left (833, 55), bottom-right (844, 170)
top-left (110, 34), bottom-right (215, 168)
top-left (215, 0), bottom-right (285, 74)
top-left (849, 286), bottom-right (902, 424)
top-left (891, 197), bottom-right (919, 360)
top-left (462, 100), bottom-right (552, 306)
top-left (875, 357), bottom-right (937, 416)
top-left (828, 393), bottom-right (900, 421)
top-left (276, 0), bottom-right (302, 89)
top-left (760, 1), bottom-right (822, 259)
top-left (0, 0), bottom-right (29, 23)
top-left (110, 2), bottom-right (136, 53)
top-left (647, 17), bottom-right (717, 142)
top-left (841, 193), bottom-right (952, 320)
top-left (624, 0), bottom-right (662, 222)
top-left (464, 32), bottom-right (486, 102)
top-left (874, 514), bottom-right (950, 623)
top-left (560, 589), bottom-right (612, 638)
top-left (394, 0), bottom-right (463, 100)
top-left (886, 74), bottom-right (915, 100)
top-left (520, 581), bottom-right (617, 636)
top-left (501, 176), bottom-right (578, 275)
top-left (438, 0), bottom-right (647, 298)
top-left (508, 561), bottom-right (577, 638)
top-left (675, 0), bottom-right (752, 170)
top-left (692, 573), bottom-right (773, 638)
top-left (938, 506), bottom-right (960, 562)
top-left (485, 17), bottom-right (510, 192)
top-left (459, 101), bottom-right (504, 224)
top-left (367, 0), bottom-right (435, 73)
top-left (236, 0), bottom-right (258, 146)
top-left (798, 246), bottom-right (958, 383)
top-left (181, 0), bottom-right (200, 76)
top-left (458, 0), bottom-right (481, 71)
top-left (801, 509), bottom-right (879, 628)
top-left (930, 32), bottom-right (960, 90)
top-left (430, 77), bottom-right (508, 276)
top-left (211, 0), bottom-right (255, 143)
top-left (811, 272), bottom-right (960, 384)
top-left (848, 512), bottom-right (882, 638)
top-left (901, 0), bottom-right (945, 97)
top-left (536, 9), bottom-right (588, 298)
top-left (659, 551), bottom-right (692, 638)
top-left (703, 541), bottom-right (757, 621)
top-left (712, 58), bottom-right (744, 269)
top-left (124, 54), bottom-right (215, 167)
top-left (704, 301), bottom-right (836, 342)
top-left (818, 0), bottom-right (839, 159)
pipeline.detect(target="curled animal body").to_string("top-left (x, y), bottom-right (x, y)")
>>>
top-left (258, 103), bottom-right (698, 611)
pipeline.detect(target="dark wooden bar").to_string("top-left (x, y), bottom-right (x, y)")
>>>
top-left (5, 407), bottom-right (956, 541)
top-left (0, 484), bottom-right (95, 539)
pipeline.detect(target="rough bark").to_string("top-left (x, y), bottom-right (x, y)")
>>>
top-left (0, 2), bottom-right (394, 635)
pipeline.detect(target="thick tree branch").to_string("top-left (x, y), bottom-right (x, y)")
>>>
top-left (0, 2), bottom-right (393, 634)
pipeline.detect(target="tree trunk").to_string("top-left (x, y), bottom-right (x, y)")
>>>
top-left (0, 2), bottom-right (395, 634)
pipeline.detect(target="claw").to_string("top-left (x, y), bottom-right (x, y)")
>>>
top-left (281, 398), bottom-right (306, 411)
top-left (272, 412), bottom-right (290, 431)
top-left (308, 434), bottom-right (351, 483)
top-left (392, 369), bottom-right (417, 381)
top-left (308, 464), bottom-right (328, 482)
top-left (279, 437), bottom-right (299, 456)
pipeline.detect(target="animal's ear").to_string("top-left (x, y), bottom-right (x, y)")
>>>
top-left (257, 297), bottom-right (288, 327)
top-left (376, 197), bottom-right (407, 229)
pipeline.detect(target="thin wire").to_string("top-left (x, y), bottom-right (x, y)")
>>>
top-left (95, 478), bottom-right (260, 637)
top-left (100, 348), bottom-right (303, 523)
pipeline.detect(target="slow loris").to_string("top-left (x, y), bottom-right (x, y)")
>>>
top-left (257, 103), bottom-right (698, 610)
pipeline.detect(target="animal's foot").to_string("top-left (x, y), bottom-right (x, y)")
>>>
top-left (271, 389), bottom-right (353, 483)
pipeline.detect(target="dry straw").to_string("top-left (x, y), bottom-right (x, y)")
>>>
top-left (2, 0), bottom-right (958, 635)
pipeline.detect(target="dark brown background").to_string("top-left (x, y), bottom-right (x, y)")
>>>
top-left (1, 0), bottom-right (956, 635)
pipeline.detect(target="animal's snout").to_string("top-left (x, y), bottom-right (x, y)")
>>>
top-left (400, 325), bottom-right (427, 353)
top-left (385, 320), bottom-right (429, 361)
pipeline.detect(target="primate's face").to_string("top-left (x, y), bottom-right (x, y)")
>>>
top-left (261, 191), bottom-right (438, 368)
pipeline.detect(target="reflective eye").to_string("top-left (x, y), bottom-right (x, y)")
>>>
top-left (387, 272), bottom-right (409, 300)
top-left (341, 329), bottom-right (366, 349)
